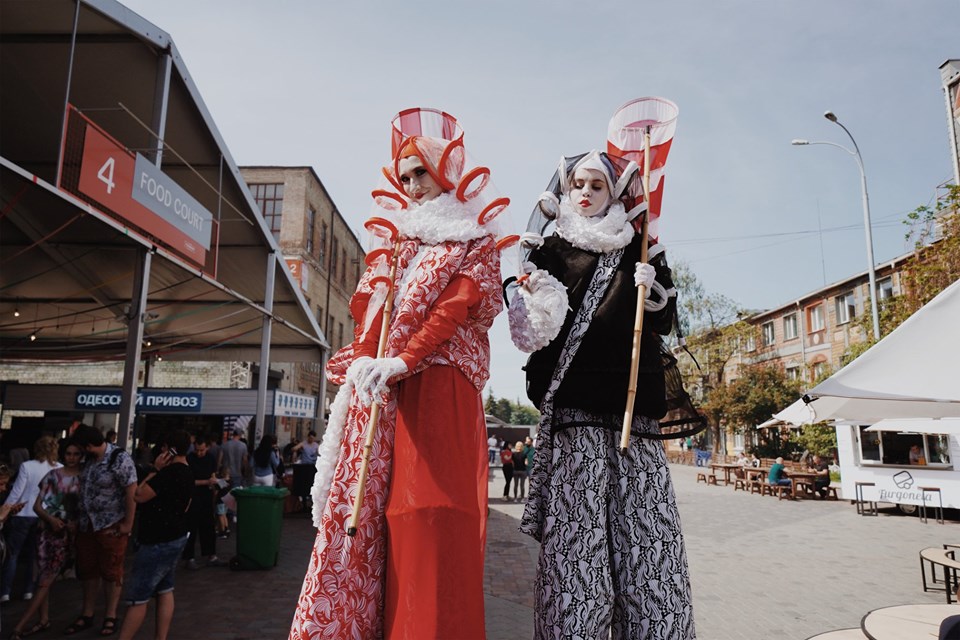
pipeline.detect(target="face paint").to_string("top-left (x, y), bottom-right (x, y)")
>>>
top-left (397, 155), bottom-right (444, 204)
top-left (569, 167), bottom-right (611, 217)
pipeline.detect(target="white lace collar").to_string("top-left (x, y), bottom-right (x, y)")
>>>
top-left (555, 196), bottom-right (634, 253)
top-left (395, 192), bottom-right (491, 245)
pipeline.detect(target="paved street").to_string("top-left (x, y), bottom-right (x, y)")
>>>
top-left (2, 463), bottom-right (956, 638)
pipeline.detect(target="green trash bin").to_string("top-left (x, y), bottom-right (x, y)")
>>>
top-left (231, 486), bottom-right (289, 570)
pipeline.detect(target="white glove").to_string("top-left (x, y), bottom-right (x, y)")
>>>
top-left (634, 262), bottom-right (655, 298)
top-left (523, 268), bottom-right (559, 294)
top-left (520, 232), bottom-right (544, 250)
top-left (537, 192), bottom-right (560, 220)
top-left (356, 357), bottom-right (408, 407)
top-left (346, 356), bottom-right (373, 382)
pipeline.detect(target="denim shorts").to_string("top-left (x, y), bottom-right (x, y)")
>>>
top-left (124, 534), bottom-right (188, 605)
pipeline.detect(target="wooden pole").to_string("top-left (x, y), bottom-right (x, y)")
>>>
top-left (346, 239), bottom-right (401, 537)
top-left (620, 127), bottom-right (652, 454)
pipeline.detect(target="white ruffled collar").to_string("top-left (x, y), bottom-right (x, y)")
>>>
top-left (555, 196), bottom-right (634, 253)
top-left (395, 192), bottom-right (491, 245)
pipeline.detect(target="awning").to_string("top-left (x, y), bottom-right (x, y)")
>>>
top-left (864, 418), bottom-right (960, 436)
top-left (756, 416), bottom-right (796, 430)
top-left (0, 0), bottom-right (327, 363)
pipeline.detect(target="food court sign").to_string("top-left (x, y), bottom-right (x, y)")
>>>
top-left (61, 106), bottom-right (216, 270)
top-left (75, 390), bottom-right (202, 413)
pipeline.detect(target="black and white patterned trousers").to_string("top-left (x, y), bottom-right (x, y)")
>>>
top-left (534, 412), bottom-right (696, 640)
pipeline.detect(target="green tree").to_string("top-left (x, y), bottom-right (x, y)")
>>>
top-left (512, 404), bottom-right (540, 425)
top-left (484, 391), bottom-right (539, 424)
top-left (671, 260), bottom-right (754, 452)
top-left (842, 185), bottom-right (960, 364)
top-left (793, 423), bottom-right (837, 459)
top-left (702, 364), bottom-right (804, 458)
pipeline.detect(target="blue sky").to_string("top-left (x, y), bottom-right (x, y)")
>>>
top-left (122, 0), bottom-right (959, 402)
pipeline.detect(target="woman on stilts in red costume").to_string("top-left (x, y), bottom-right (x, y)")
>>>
top-left (290, 108), bottom-right (509, 640)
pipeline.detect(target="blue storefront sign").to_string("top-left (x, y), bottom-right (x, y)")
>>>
top-left (75, 389), bottom-right (202, 413)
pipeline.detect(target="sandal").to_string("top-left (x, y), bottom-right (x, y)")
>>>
top-left (99, 618), bottom-right (118, 637)
top-left (22, 621), bottom-right (51, 637)
top-left (64, 616), bottom-right (94, 635)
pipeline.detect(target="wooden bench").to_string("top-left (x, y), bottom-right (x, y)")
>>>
top-left (732, 468), bottom-right (747, 491)
top-left (696, 472), bottom-right (718, 485)
top-left (919, 546), bottom-right (960, 602)
top-left (795, 481), bottom-right (839, 500)
top-left (763, 482), bottom-right (793, 500)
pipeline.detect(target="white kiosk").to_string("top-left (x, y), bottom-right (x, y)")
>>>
top-left (776, 278), bottom-right (960, 513)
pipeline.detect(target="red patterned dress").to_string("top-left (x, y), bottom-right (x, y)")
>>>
top-left (290, 194), bottom-right (502, 639)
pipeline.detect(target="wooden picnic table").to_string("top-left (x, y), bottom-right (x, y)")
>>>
top-left (786, 470), bottom-right (820, 498)
top-left (743, 467), bottom-right (811, 499)
top-left (709, 462), bottom-right (741, 485)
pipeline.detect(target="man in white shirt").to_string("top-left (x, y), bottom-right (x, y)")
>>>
top-left (487, 435), bottom-right (498, 465)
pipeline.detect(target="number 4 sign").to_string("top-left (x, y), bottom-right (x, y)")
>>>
top-left (76, 122), bottom-right (206, 264)
top-left (97, 156), bottom-right (116, 194)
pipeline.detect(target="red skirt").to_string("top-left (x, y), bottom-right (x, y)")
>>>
top-left (384, 365), bottom-right (487, 639)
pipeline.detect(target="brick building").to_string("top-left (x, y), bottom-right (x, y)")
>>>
top-left (716, 253), bottom-right (911, 453)
top-left (240, 166), bottom-right (365, 434)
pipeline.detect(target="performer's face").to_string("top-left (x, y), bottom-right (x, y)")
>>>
top-left (570, 167), bottom-right (610, 217)
top-left (398, 156), bottom-right (444, 204)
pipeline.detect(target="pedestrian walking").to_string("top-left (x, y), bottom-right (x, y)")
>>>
top-left (116, 430), bottom-right (194, 640)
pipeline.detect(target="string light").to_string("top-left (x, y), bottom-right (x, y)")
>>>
top-left (13, 307), bottom-right (20, 317)
top-left (29, 332), bottom-right (36, 341)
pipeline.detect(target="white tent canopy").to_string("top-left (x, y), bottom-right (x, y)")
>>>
top-left (756, 416), bottom-right (799, 430)
top-left (775, 276), bottom-right (960, 425)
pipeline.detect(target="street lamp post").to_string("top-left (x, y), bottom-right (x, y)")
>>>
top-left (792, 111), bottom-right (881, 342)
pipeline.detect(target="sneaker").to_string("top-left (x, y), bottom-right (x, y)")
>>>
top-left (206, 556), bottom-right (227, 567)
top-left (22, 592), bottom-right (33, 600)
top-left (217, 532), bottom-right (230, 540)
top-left (0, 594), bottom-right (9, 603)
top-left (185, 559), bottom-right (200, 571)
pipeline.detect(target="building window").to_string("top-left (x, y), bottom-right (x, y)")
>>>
top-left (785, 366), bottom-right (800, 381)
top-left (306, 208), bottom-right (316, 255)
top-left (835, 291), bottom-right (856, 325)
top-left (808, 304), bottom-right (825, 332)
top-left (811, 360), bottom-right (827, 382)
top-left (783, 313), bottom-right (798, 340)
top-left (338, 322), bottom-right (344, 350)
top-left (327, 314), bottom-right (334, 337)
top-left (250, 183), bottom-right (284, 241)
top-left (877, 277), bottom-right (894, 301)
top-left (331, 237), bottom-right (339, 278)
top-left (857, 425), bottom-right (951, 467)
top-left (341, 249), bottom-right (347, 286)
top-left (744, 334), bottom-right (756, 352)
top-left (319, 222), bottom-right (327, 268)
top-left (317, 305), bottom-right (323, 327)
top-left (761, 321), bottom-right (775, 346)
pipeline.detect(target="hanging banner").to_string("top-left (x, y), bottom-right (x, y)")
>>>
top-left (60, 105), bottom-right (219, 272)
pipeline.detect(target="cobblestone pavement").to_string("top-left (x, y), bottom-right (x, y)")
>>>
top-left (2, 463), bottom-right (956, 639)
